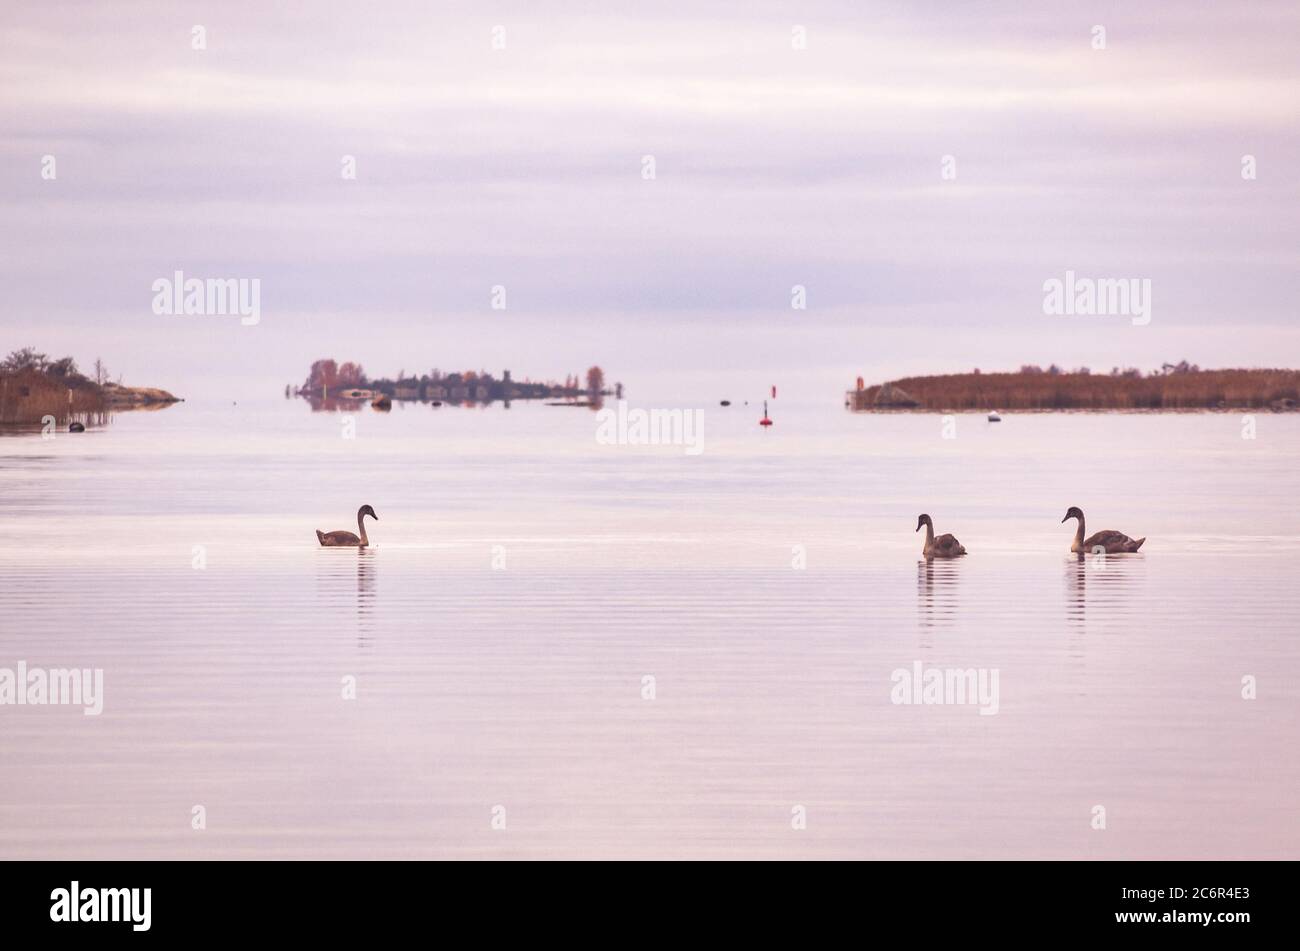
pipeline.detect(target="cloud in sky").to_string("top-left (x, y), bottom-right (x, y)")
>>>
top-left (1, 1), bottom-right (1297, 397)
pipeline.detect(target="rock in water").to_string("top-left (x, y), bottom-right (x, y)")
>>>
top-left (874, 382), bottom-right (920, 408)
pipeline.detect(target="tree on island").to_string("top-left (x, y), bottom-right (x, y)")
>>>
top-left (47, 356), bottom-right (79, 378)
top-left (2, 348), bottom-right (92, 385)
top-left (294, 358), bottom-right (615, 405)
top-left (304, 359), bottom-right (339, 392)
top-left (1, 348), bottom-right (50, 373)
top-left (337, 362), bottom-right (365, 387)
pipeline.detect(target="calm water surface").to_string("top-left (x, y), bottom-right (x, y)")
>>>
top-left (2, 398), bottom-right (1297, 858)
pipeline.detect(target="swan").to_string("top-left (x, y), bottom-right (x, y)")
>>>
top-left (1061, 506), bottom-right (1144, 553)
top-left (916, 513), bottom-right (966, 558)
top-left (317, 505), bottom-right (378, 547)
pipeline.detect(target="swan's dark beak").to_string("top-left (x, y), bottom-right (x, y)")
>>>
top-left (915, 523), bottom-right (920, 532)
top-left (1061, 513), bottom-right (1069, 523)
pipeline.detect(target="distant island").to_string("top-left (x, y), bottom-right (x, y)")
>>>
top-left (848, 362), bottom-right (1300, 412)
top-left (293, 359), bottom-right (622, 409)
top-left (0, 348), bottom-right (181, 426)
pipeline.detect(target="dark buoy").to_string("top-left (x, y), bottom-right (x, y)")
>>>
top-left (720, 400), bottom-right (731, 407)
top-left (68, 422), bottom-right (85, 433)
top-left (431, 400), bottom-right (443, 407)
top-left (759, 400), bottom-right (772, 427)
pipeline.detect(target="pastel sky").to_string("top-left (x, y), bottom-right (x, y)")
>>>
top-left (2, 1), bottom-right (1297, 400)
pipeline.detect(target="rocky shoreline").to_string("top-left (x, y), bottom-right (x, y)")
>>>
top-left (102, 384), bottom-right (183, 408)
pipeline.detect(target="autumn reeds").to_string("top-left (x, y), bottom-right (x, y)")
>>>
top-left (0, 369), bottom-right (106, 425)
top-left (849, 369), bottom-right (1300, 412)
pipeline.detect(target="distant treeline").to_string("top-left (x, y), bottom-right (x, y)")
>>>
top-left (849, 364), bottom-right (1300, 411)
top-left (0, 348), bottom-right (178, 424)
top-left (297, 359), bottom-right (620, 403)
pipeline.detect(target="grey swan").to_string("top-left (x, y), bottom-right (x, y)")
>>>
top-left (1061, 506), bottom-right (1144, 553)
top-left (916, 513), bottom-right (966, 558)
top-left (317, 505), bottom-right (378, 547)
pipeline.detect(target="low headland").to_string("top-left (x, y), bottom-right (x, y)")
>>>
top-left (0, 348), bottom-right (181, 426)
top-left (847, 362), bottom-right (1300, 412)
top-left (293, 359), bottom-right (622, 409)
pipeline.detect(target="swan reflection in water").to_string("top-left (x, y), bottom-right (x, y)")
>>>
top-left (314, 545), bottom-right (378, 646)
top-left (357, 547), bottom-right (376, 606)
top-left (917, 557), bottom-right (963, 634)
top-left (1066, 549), bottom-right (1145, 630)
top-left (355, 548), bottom-right (376, 645)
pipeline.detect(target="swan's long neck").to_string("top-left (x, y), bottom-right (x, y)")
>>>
top-left (1066, 509), bottom-right (1086, 545)
top-left (923, 519), bottom-right (934, 548)
top-left (357, 511), bottom-right (369, 546)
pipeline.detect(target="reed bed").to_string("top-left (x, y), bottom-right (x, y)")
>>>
top-left (850, 369), bottom-right (1300, 412)
top-left (0, 369), bottom-right (106, 424)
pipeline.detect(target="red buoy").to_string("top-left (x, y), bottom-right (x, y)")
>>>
top-left (759, 400), bottom-right (773, 427)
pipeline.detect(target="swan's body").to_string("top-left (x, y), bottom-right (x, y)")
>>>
top-left (317, 504), bottom-right (378, 547)
top-left (1062, 506), bottom-right (1143, 553)
top-left (916, 513), bottom-right (966, 559)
